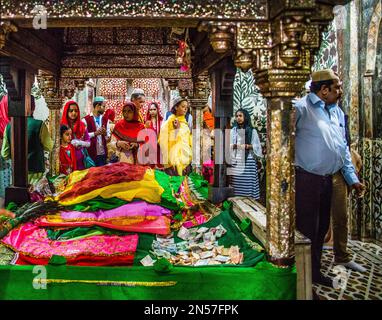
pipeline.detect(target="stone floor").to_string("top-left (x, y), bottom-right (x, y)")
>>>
top-left (314, 240), bottom-right (382, 300)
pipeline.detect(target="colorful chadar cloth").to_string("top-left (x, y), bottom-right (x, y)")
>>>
top-left (159, 114), bottom-right (192, 176)
top-left (56, 163), bottom-right (164, 206)
top-left (1, 222), bottom-right (139, 266)
top-left (35, 201), bottom-right (171, 235)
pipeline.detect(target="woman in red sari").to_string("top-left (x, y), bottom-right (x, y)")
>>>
top-left (145, 102), bottom-right (163, 167)
top-left (110, 102), bottom-right (145, 164)
top-left (60, 100), bottom-right (90, 170)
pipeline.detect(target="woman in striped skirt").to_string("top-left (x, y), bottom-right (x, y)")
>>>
top-left (229, 109), bottom-right (263, 200)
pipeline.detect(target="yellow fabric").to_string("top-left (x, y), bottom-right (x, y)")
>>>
top-left (158, 114), bottom-right (192, 176)
top-left (61, 169), bottom-right (90, 195)
top-left (43, 214), bottom-right (157, 226)
top-left (57, 169), bottom-right (164, 206)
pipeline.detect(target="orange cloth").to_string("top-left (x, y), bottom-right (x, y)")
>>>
top-left (203, 111), bottom-right (214, 130)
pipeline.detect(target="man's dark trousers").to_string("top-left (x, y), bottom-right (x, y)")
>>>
top-left (295, 167), bottom-right (333, 281)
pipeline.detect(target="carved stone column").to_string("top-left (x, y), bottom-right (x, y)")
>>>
top-left (189, 71), bottom-right (210, 173)
top-left (37, 72), bottom-right (62, 176)
top-left (235, 2), bottom-right (334, 266)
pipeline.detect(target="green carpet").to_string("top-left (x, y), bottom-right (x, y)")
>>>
top-left (0, 262), bottom-right (296, 300)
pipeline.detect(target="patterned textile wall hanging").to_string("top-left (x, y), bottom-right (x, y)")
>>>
top-left (98, 78), bottom-right (127, 121)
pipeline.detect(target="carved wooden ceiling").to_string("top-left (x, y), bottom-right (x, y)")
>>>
top-left (0, 0), bottom-right (353, 85)
top-left (60, 27), bottom-right (193, 79)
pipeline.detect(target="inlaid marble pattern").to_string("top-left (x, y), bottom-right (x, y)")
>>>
top-left (312, 21), bottom-right (338, 72)
top-left (372, 139), bottom-right (382, 242)
top-left (314, 240), bottom-right (382, 300)
top-left (360, 138), bottom-right (374, 240)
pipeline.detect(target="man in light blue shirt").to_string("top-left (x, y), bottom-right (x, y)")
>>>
top-left (294, 69), bottom-right (365, 289)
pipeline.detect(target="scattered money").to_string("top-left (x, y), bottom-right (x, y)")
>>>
top-left (197, 227), bottom-right (209, 234)
top-left (140, 255), bottom-right (156, 267)
top-left (177, 226), bottom-right (190, 240)
top-left (151, 225), bottom-right (244, 266)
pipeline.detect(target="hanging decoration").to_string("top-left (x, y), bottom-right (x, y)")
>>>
top-left (175, 29), bottom-right (192, 72)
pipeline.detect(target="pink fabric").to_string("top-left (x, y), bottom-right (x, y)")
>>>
top-left (182, 212), bottom-right (207, 228)
top-left (35, 216), bottom-right (171, 235)
top-left (1, 222), bottom-right (138, 260)
top-left (177, 181), bottom-right (208, 228)
top-left (60, 201), bottom-right (171, 219)
top-left (0, 95), bottom-right (9, 138)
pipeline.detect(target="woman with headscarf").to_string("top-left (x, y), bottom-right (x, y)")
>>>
top-left (229, 108), bottom-right (263, 199)
top-left (60, 100), bottom-right (91, 171)
top-left (145, 102), bottom-right (163, 136)
top-left (202, 104), bottom-right (214, 131)
top-left (201, 103), bottom-right (214, 183)
top-left (145, 102), bottom-right (163, 167)
top-left (159, 97), bottom-right (192, 176)
top-left (110, 102), bottom-right (145, 164)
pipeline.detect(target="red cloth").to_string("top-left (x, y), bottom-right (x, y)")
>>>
top-left (59, 162), bottom-right (148, 201)
top-left (15, 253), bottom-right (135, 266)
top-left (102, 108), bottom-right (115, 127)
top-left (84, 114), bottom-right (107, 160)
top-left (59, 144), bottom-right (77, 175)
top-left (0, 95), bottom-right (9, 138)
top-left (60, 100), bottom-right (86, 139)
top-left (113, 102), bottom-right (145, 142)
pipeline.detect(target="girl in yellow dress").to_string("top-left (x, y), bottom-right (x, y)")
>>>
top-left (159, 97), bottom-right (192, 176)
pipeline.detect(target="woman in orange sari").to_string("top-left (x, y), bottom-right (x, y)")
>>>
top-left (110, 102), bottom-right (145, 164)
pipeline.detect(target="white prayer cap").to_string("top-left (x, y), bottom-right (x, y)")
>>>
top-left (131, 88), bottom-right (145, 96)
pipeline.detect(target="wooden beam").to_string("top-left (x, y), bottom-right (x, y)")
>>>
top-left (192, 46), bottom-right (230, 77)
top-left (0, 28), bottom-right (61, 75)
top-left (64, 44), bottom-right (178, 56)
top-left (61, 54), bottom-right (176, 68)
top-left (6, 18), bottom-right (201, 29)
